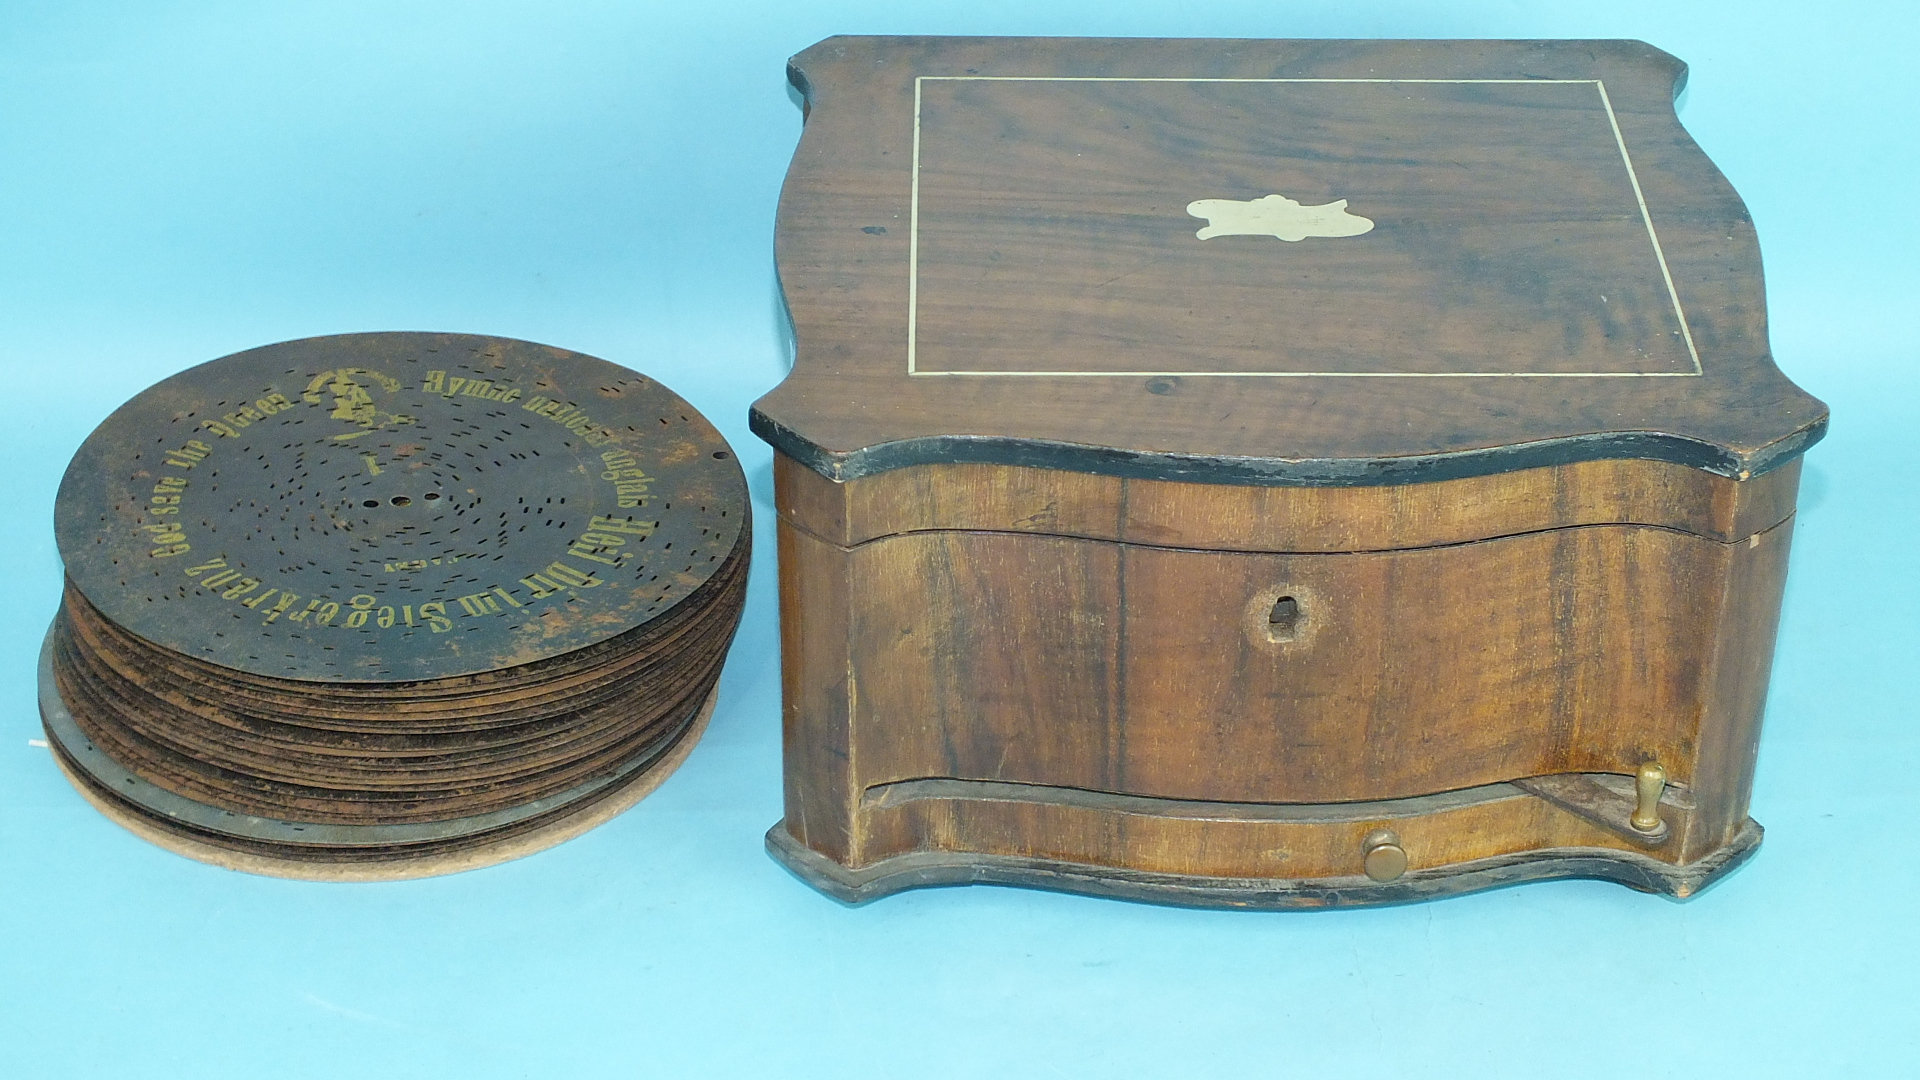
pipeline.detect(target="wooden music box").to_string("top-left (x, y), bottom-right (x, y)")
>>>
top-left (752, 36), bottom-right (1827, 906)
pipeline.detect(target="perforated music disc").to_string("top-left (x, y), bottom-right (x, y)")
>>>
top-left (41, 333), bottom-right (751, 878)
top-left (56, 332), bottom-right (746, 683)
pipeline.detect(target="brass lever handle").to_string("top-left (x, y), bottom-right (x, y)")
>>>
top-left (1631, 762), bottom-right (1667, 834)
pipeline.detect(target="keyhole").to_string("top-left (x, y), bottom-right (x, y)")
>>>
top-left (1267, 595), bottom-right (1300, 641)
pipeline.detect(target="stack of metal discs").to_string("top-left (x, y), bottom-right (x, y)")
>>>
top-left (40, 332), bottom-right (750, 880)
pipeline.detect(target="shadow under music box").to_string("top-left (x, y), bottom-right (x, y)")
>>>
top-left (753, 36), bottom-right (1827, 907)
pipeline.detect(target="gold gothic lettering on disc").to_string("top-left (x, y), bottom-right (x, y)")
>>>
top-left (52, 333), bottom-right (749, 684)
top-left (41, 333), bottom-right (751, 877)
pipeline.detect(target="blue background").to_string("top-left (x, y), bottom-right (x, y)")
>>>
top-left (1, 3), bottom-right (1913, 1077)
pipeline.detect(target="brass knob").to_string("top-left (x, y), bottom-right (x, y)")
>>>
top-left (1631, 761), bottom-right (1667, 834)
top-left (1362, 829), bottom-right (1407, 882)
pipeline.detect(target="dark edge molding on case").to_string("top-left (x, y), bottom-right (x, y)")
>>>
top-left (764, 819), bottom-right (1763, 909)
top-left (749, 408), bottom-right (1828, 488)
top-left (860, 776), bottom-right (1535, 821)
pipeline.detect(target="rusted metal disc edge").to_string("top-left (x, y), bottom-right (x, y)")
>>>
top-left (38, 624), bottom-right (713, 850)
top-left (46, 691), bottom-right (716, 883)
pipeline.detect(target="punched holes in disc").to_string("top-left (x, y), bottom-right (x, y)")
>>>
top-left (41, 332), bottom-right (750, 880)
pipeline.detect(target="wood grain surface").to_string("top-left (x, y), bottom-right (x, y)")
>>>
top-left (776, 452), bottom-right (1800, 550)
top-left (773, 450), bottom-right (1793, 890)
top-left (755, 36), bottom-right (1827, 485)
top-left (760, 37), bottom-right (1812, 905)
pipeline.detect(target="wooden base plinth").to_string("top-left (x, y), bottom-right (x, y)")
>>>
top-left (766, 817), bottom-right (1762, 909)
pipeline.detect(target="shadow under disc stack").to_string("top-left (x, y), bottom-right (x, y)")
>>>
top-left (40, 332), bottom-right (750, 880)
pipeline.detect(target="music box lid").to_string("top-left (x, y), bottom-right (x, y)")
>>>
top-left (752, 36), bottom-right (1827, 487)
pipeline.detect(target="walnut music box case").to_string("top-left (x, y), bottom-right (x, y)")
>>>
top-left (752, 37), bottom-right (1827, 907)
